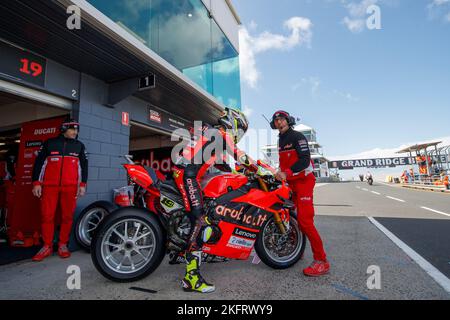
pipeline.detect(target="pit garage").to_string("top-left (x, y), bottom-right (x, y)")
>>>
top-left (0, 80), bottom-right (74, 264)
top-left (128, 120), bottom-right (180, 183)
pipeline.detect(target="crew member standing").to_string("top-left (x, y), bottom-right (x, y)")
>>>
top-left (271, 110), bottom-right (330, 276)
top-left (31, 119), bottom-right (88, 261)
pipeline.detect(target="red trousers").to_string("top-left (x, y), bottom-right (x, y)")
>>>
top-left (40, 185), bottom-right (78, 246)
top-left (290, 175), bottom-right (327, 261)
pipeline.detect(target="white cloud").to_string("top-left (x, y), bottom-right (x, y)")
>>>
top-left (429, 0), bottom-right (450, 7)
top-left (242, 106), bottom-right (254, 118)
top-left (292, 77), bottom-right (321, 97)
top-left (249, 20), bottom-right (258, 31)
top-left (239, 17), bottom-right (313, 88)
top-left (333, 89), bottom-right (360, 102)
top-left (427, 0), bottom-right (450, 21)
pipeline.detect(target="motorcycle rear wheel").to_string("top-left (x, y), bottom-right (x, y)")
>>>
top-left (91, 207), bottom-right (166, 282)
top-left (255, 216), bottom-right (305, 269)
top-left (75, 201), bottom-right (117, 252)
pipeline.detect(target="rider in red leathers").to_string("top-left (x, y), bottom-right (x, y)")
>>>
top-left (271, 110), bottom-right (330, 277)
top-left (174, 108), bottom-right (251, 293)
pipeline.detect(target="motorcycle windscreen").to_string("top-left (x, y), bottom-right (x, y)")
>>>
top-left (124, 165), bottom-right (155, 189)
top-left (203, 221), bottom-right (259, 260)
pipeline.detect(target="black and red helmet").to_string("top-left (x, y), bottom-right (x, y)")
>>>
top-left (270, 110), bottom-right (296, 129)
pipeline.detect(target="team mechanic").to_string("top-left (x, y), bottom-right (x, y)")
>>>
top-left (271, 110), bottom-right (330, 277)
top-left (31, 119), bottom-right (88, 262)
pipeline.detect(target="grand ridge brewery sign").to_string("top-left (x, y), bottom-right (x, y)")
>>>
top-left (328, 156), bottom-right (449, 170)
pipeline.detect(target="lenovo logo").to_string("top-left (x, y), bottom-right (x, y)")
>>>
top-left (233, 228), bottom-right (257, 240)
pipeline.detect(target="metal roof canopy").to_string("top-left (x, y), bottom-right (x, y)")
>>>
top-left (0, 0), bottom-right (226, 125)
top-left (396, 141), bottom-right (442, 154)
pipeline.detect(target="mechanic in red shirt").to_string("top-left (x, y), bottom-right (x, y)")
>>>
top-left (271, 110), bottom-right (330, 277)
top-left (31, 119), bottom-right (88, 261)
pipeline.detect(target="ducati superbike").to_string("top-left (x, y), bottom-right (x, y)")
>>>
top-left (91, 156), bottom-right (306, 282)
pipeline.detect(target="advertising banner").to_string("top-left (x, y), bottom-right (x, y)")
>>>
top-left (328, 155), bottom-right (449, 170)
top-left (131, 147), bottom-right (173, 177)
top-left (146, 106), bottom-right (192, 134)
top-left (328, 157), bottom-right (417, 170)
top-left (8, 116), bottom-right (65, 246)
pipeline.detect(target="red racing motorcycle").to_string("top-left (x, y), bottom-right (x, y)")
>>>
top-left (91, 157), bottom-right (306, 282)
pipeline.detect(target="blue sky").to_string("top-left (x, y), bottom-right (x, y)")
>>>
top-left (233, 0), bottom-right (450, 159)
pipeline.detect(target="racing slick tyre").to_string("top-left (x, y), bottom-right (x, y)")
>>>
top-left (91, 207), bottom-right (166, 282)
top-left (75, 201), bottom-right (118, 252)
top-left (255, 216), bottom-right (306, 269)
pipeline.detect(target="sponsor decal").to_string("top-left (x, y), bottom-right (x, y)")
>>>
top-left (25, 141), bottom-right (42, 148)
top-left (161, 197), bottom-right (175, 208)
top-left (149, 110), bottom-right (162, 123)
top-left (215, 205), bottom-right (268, 228)
top-left (284, 144), bottom-right (293, 149)
top-left (227, 236), bottom-right (255, 249)
top-left (186, 178), bottom-right (200, 207)
top-left (232, 227), bottom-right (257, 240)
top-left (34, 128), bottom-right (57, 135)
top-left (24, 150), bottom-right (34, 159)
top-left (69, 153), bottom-right (79, 157)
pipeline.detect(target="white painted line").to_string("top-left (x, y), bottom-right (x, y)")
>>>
top-left (371, 191), bottom-right (381, 195)
top-left (368, 217), bottom-right (450, 293)
top-left (377, 181), bottom-right (400, 188)
top-left (362, 188), bottom-right (369, 192)
top-left (316, 183), bottom-right (330, 188)
top-left (386, 196), bottom-right (405, 203)
top-left (356, 186), bottom-right (361, 189)
top-left (420, 207), bottom-right (450, 218)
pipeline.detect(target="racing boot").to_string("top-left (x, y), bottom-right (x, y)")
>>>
top-left (32, 245), bottom-right (53, 262)
top-left (303, 260), bottom-right (330, 277)
top-left (181, 251), bottom-right (215, 293)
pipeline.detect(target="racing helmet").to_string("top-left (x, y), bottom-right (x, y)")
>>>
top-left (218, 107), bottom-right (249, 144)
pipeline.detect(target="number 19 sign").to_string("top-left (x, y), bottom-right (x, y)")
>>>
top-left (0, 41), bottom-right (47, 87)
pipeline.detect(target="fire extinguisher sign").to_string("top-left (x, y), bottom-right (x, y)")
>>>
top-left (122, 112), bottom-right (130, 126)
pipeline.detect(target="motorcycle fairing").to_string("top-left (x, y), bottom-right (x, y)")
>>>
top-left (202, 222), bottom-right (258, 260)
top-left (231, 187), bottom-right (290, 213)
top-left (201, 173), bottom-right (249, 198)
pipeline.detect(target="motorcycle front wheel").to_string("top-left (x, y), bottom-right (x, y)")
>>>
top-left (255, 216), bottom-right (305, 269)
top-left (91, 207), bottom-right (166, 282)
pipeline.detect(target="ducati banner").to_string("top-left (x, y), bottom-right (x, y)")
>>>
top-left (8, 116), bottom-right (65, 246)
